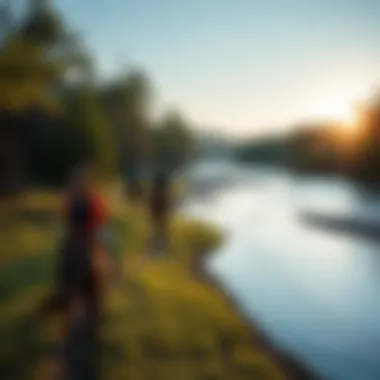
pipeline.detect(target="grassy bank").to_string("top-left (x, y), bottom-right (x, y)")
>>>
top-left (1, 190), bottom-right (287, 380)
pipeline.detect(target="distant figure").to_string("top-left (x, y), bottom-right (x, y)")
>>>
top-left (149, 170), bottom-right (171, 253)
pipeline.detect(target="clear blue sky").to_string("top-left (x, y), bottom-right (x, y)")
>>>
top-left (55, 0), bottom-right (380, 137)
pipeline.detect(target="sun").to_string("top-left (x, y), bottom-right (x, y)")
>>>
top-left (314, 100), bottom-right (358, 129)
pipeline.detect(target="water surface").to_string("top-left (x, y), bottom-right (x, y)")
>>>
top-left (182, 162), bottom-right (380, 380)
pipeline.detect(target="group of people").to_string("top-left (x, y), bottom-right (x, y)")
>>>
top-left (43, 162), bottom-right (171, 341)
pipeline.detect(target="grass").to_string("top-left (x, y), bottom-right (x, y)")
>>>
top-left (0, 189), bottom-right (286, 380)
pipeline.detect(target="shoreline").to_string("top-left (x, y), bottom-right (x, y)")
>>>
top-left (190, 249), bottom-right (320, 380)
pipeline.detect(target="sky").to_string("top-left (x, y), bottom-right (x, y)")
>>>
top-left (54, 0), bottom-right (380, 138)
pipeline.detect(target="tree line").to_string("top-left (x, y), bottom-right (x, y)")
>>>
top-left (234, 90), bottom-right (380, 189)
top-left (0, 0), bottom-right (195, 198)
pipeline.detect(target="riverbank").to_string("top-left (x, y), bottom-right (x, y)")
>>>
top-left (1, 189), bottom-right (305, 379)
top-left (191, 252), bottom-right (319, 380)
top-left (98, 201), bottom-right (289, 380)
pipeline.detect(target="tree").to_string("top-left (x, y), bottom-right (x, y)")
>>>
top-left (152, 110), bottom-right (194, 173)
top-left (287, 121), bottom-right (347, 174)
top-left (353, 91), bottom-right (380, 188)
top-left (67, 86), bottom-right (116, 176)
top-left (101, 69), bottom-right (152, 167)
top-left (100, 68), bottom-right (153, 199)
top-left (0, 0), bottom-right (94, 193)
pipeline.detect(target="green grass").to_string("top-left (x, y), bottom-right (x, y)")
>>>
top-left (0, 190), bottom-right (286, 380)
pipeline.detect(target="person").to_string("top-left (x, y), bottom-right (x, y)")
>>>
top-left (39, 164), bottom-right (115, 380)
top-left (149, 170), bottom-right (171, 253)
top-left (42, 163), bottom-right (111, 326)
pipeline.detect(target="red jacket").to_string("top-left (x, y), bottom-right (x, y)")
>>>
top-left (64, 190), bottom-right (108, 239)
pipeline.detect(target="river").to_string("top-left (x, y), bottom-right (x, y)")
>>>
top-left (180, 160), bottom-right (380, 380)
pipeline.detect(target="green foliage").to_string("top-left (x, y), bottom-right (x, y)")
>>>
top-left (0, 0), bottom-right (84, 113)
top-left (0, 0), bottom-right (196, 192)
top-left (152, 110), bottom-right (195, 171)
top-left (100, 69), bottom-right (153, 170)
top-left (0, 36), bottom-right (62, 112)
top-left (20, 0), bottom-right (65, 45)
top-left (66, 86), bottom-right (116, 176)
top-left (0, 0), bottom-right (105, 190)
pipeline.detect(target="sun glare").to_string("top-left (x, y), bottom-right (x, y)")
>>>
top-left (314, 100), bottom-right (358, 132)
